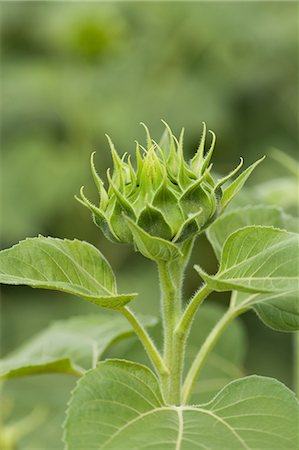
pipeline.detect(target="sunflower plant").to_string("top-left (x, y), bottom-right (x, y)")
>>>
top-left (0, 123), bottom-right (298, 449)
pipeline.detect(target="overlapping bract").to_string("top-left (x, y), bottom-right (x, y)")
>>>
top-left (77, 123), bottom-right (263, 257)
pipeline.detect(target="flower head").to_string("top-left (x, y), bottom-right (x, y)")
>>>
top-left (77, 122), bottom-right (264, 260)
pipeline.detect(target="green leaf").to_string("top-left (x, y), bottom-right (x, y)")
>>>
top-left (232, 290), bottom-right (299, 332)
top-left (109, 200), bottom-right (134, 243)
top-left (186, 303), bottom-right (247, 403)
top-left (76, 182), bottom-right (119, 243)
top-left (220, 156), bottom-right (265, 211)
top-left (253, 290), bottom-right (299, 331)
top-left (173, 210), bottom-right (202, 243)
top-left (0, 314), bottom-right (157, 380)
top-left (206, 209), bottom-right (299, 331)
top-left (64, 360), bottom-right (299, 449)
top-left (196, 226), bottom-right (299, 294)
top-left (93, 213), bottom-right (120, 243)
top-left (179, 177), bottom-right (214, 225)
top-left (137, 203), bottom-right (173, 240)
top-left (153, 181), bottom-right (184, 234)
top-left (124, 215), bottom-right (182, 261)
top-left (0, 237), bottom-right (137, 309)
top-left (207, 205), bottom-right (298, 261)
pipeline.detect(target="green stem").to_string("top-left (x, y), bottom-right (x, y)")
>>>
top-left (158, 260), bottom-right (183, 405)
top-left (121, 306), bottom-right (168, 379)
top-left (182, 306), bottom-right (243, 404)
top-left (294, 332), bottom-right (299, 398)
top-left (161, 284), bottom-right (211, 406)
top-left (158, 261), bottom-right (180, 363)
top-left (176, 284), bottom-right (212, 338)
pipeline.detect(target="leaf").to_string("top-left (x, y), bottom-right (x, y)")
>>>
top-left (186, 303), bottom-right (247, 403)
top-left (109, 200), bottom-right (134, 243)
top-left (173, 211), bottom-right (202, 243)
top-left (0, 314), bottom-right (157, 380)
top-left (76, 186), bottom-right (120, 243)
top-left (124, 215), bottom-right (182, 261)
top-left (179, 177), bottom-right (214, 225)
top-left (220, 156), bottom-right (265, 211)
top-left (233, 177), bottom-right (298, 215)
top-left (207, 205), bottom-right (298, 261)
top-left (64, 360), bottom-right (299, 449)
top-left (107, 175), bottom-right (136, 243)
top-left (196, 226), bottom-right (299, 294)
top-left (137, 203), bottom-right (173, 240)
top-left (253, 290), bottom-right (299, 331)
top-left (206, 208), bottom-right (299, 331)
top-left (232, 290), bottom-right (299, 332)
top-left (153, 181), bottom-right (184, 234)
top-left (0, 237), bottom-right (137, 309)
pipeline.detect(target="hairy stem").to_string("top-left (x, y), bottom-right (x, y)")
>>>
top-left (182, 306), bottom-right (244, 404)
top-left (294, 332), bottom-right (299, 397)
top-left (162, 283), bottom-right (212, 406)
top-left (158, 260), bottom-right (183, 405)
top-left (121, 306), bottom-right (168, 379)
top-left (176, 284), bottom-right (212, 338)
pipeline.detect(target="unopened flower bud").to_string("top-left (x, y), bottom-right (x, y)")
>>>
top-left (77, 122), bottom-right (264, 260)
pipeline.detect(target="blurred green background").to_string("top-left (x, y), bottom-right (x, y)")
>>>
top-left (1, 1), bottom-right (298, 448)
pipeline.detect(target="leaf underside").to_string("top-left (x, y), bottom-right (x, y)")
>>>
top-left (0, 314), bottom-right (156, 380)
top-left (233, 290), bottom-right (299, 331)
top-left (64, 360), bottom-right (299, 450)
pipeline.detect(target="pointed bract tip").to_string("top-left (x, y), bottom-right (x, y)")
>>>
top-left (200, 122), bottom-right (207, 137)
top-left (74, 194), bottom-right (84, 206)
top-left (140, 122), bottom-right (153, 149)
top-left (161, 119), bottom-right (173, 135)
top-left (208, 130), bottom-right (216, 149)
top-left (121, 152), bottom-right (128, 162)
top-left (75, 186), bottom-right (91, 209)
top-left (106, 167), bottom-right (112, 183)
top-left (105, 134), bottom-right (122, 164)
top-left (79, 185), bottom-right (86, 198)
top-left (90, 151), bottom-right (99, 173)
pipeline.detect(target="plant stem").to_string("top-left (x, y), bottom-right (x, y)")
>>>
top-left (159, 283), bottom-right (211, 406)
top-left (158, 261), bottom-right (181, 362)
top-left (121, 306), bottom-right (168, 379)
top-left (158, 260), bottom-right (183, 405)
top-left (294, 332), bottom-right (299, 397)
top-left (181, 306), bottom-right (243, 404)
top-left (176, 284), bottom-right (212, 338)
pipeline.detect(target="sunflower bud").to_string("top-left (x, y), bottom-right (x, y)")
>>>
top-left (77, 123), bottom-right (264, 261)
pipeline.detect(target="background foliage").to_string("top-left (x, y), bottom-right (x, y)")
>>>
top-left (1, 2), bottom-right (298, 448)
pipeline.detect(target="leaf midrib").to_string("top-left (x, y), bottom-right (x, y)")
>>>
top-left (97, 404), bottom-right (251, 450)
